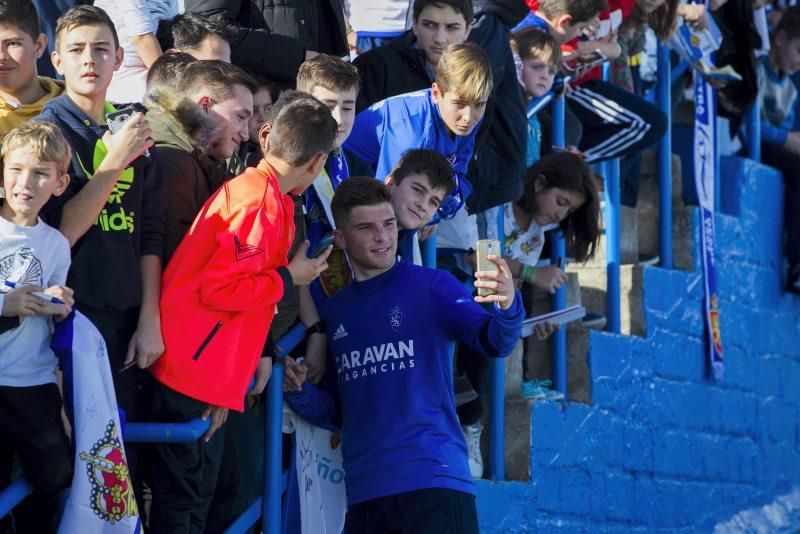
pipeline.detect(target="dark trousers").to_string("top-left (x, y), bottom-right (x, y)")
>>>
top-left (762, 142), bottom-right (800, 270)
top-left (148, 381), bottom-right (226, 534)
top-left (0, 383), bottom-right (73, 533)
top-left (344, 488), bottom-right (478, 534)
top-left (568, 80), bottom-right (667, 163)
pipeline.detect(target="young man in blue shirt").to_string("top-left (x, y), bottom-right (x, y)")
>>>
top-left (283, 177), bottom-right (523, 533)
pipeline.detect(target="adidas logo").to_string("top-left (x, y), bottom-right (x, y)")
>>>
top-left (332, 323), bottom-right (348, 341)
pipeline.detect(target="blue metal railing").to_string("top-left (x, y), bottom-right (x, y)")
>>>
top-left (601, 63), bottom-right (622, 335)
top-left (0, 323), bottom-right (306, 533)
top-left (550, 94), bottom-right (568, 395)
top-left (746, 97), bottom-right (761, 163)
top-left (657, 42), bottom-right (674, 269)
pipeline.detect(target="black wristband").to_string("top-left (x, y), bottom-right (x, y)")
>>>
top-left (305, 320), bottom-right (326, 338)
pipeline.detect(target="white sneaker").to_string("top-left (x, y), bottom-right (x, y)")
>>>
top-left (462, 422), bottom-right (484, 479)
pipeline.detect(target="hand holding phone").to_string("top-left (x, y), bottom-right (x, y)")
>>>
top-left (105, 105), bottom-right (153, 164)
top-left (475, 239), bottom-right (500, 297)
top-left (309, 233), bottom-right (334, 259)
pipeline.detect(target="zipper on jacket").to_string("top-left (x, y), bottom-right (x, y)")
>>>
top-left (192, 321), bottom-right (223, 361)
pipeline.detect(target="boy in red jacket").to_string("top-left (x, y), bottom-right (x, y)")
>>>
top-left (148, 91), bottom-right (337, 532)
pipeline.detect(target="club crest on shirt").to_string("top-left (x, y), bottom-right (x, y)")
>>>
top-left (389, 306), bottom-right (402, 332)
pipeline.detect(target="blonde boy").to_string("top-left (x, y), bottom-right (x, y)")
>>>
top-left (344, 42), bottom-right (492, 219)
top-left (0, 122), bottom-right (74, 532)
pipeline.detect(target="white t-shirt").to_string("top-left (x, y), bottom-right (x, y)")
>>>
top-left (94, 0), bottom-right (181, 103)
top-left (345, 0), bottom-right (411, 36)
top-left (0, 215), bottom-right (71, 387)
top-left (485, 203), bottom-right (558, 266)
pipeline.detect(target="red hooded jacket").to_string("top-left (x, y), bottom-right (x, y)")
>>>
top-left (150, 160), bottom-right (295, 411)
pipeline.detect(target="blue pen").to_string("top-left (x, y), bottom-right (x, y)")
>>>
top-left (3, 280), bottom-right (65, 304)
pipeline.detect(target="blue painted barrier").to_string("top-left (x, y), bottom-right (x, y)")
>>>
top-left (657, 41), bottom-right (674, 269)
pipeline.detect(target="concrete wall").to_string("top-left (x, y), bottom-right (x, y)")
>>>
top-left (476, 157), bottom-right (800, 531)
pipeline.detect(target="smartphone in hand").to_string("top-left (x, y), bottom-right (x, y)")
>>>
top-left (475, 239), bottom-right (500, 297)
top-left (309, 233), bottom-right (334, 258)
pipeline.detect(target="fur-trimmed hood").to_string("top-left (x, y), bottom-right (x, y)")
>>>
top-left (144, 86), bottom-right (220, 152)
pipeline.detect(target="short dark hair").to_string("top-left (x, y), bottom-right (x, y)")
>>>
top-left (296, 54), bottom-right (360, 94)
top-left (146, 51), bottom-right (195, 90)
top-left (165, 12), bottom-right (237, 51)
top-left (521, 152), bottom-right (600, 262)
top-left (390, 149), bottom-right (455, 194)
top-left (777, 5), bottom-right (800, 42)
top-left (331, 177), bottom-right (393, 228)
top-left (539, 0), bottom-right (607, 24)
top-left (0, 0), bottom-right (40, 40)
top-left (55, 5), bottom-right (119, 51)
top-left (265, 90), bottom-right (337, 167)
top-left (412, 0), bottom-right (474, 26)
top-left (177, 60), bottom-right (258, 100)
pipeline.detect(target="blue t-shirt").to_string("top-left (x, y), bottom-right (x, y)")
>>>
top-left (285, 260), bottom-right (523, 505)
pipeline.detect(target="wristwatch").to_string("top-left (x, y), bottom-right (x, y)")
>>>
top-left (305, 320), bottom-right (326, 338)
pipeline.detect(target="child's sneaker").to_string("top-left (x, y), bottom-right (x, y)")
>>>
top-left (462, 422), bottom-right (484, 478)
top-left (520, 379), bottom-right (547, 399)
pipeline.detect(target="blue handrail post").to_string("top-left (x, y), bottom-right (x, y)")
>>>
top-left (262, 359), bottom-right (284, 534)
top-left (656, 41), bottom-right (674, 269)
top-left (604, 158), bottom-right (621, 333)
top-left (746, 98), bottom-right (761, 163)
top-left (550, 94), bottom-right (567, 395)
top-left (489, 357), bottom-right (505, 480)
top-left (421, 232), bottom-right (437, 269)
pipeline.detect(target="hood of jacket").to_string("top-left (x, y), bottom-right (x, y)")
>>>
top-left (474, 0), bottom-right (530, 27)
top-left (144, 86), bottom-right (220, 153)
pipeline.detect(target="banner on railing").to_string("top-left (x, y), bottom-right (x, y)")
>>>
top-left (51, 311), bottom-right (141, 533)
top-left (692, 72), bottom-right (724, 380)
top-left (283, 406), bottom-right (346, 534)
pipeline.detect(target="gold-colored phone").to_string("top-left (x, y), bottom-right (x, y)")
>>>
top-left (475, 239), bottom-right (500, 297)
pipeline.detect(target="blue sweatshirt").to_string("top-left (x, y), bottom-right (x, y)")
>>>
top-left (343, 88), bottom-right (481, 181)
top-left (285, 260), bottom-right (523, 505)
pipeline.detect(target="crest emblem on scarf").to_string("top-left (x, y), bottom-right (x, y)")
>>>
top-left (78, 420), bottom-right (138, 523)
top-left (389, 306), bottom-right (402, 332)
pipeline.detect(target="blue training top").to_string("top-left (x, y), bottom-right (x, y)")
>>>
top-left (343, 88), bottom-right (481, 181)
top-left (284, 260), bottom-right (523, 505)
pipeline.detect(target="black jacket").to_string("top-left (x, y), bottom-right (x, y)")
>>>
top-left (466, 0), bottom-right (529, 214)
top-left (184, 0), bottom-right (348, 82)
top-left (353, 30), bottom-right (432, 112)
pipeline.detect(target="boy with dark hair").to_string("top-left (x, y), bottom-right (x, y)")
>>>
top-left (0, 121), bottom-right (75, 533)
top-left (354, 0), bottom-right (474, 110)
top-left (147, 91), bottom-right (337, 532)
top-left (159, 12), bottom-right (236, 62)
top-left (35, 5), bottom-right (165, 500)
top-left (757, 5), bottom-right (800, 292)
top-left (0, 0), bottom-right (64, 134)
top-left (284, 176), bottom-right (523, 533)
top-left (146, 59), bottom-right (256, 263)
top-left (386, 148), bottom-right (456, 261)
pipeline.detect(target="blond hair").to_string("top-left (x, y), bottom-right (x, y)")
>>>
top-left (2, 122), bottom-right (72, 175)
top-left (511, 27), bottom-right (562, 68)
top-left (434, 43), bottom-right (493, 103)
